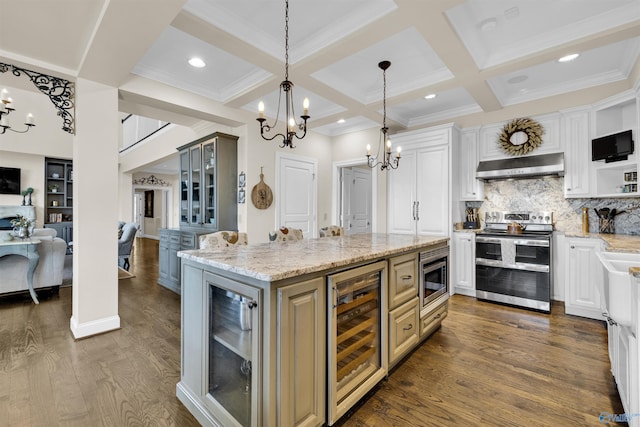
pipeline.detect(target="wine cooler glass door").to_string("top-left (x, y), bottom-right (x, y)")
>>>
top-left (327, 260), bottom-right (387, 425)
top-left (206, 273), bottom-right (261, 427)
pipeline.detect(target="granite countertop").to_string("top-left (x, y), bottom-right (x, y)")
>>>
top-left (178, 233), bottom-right (448, 282)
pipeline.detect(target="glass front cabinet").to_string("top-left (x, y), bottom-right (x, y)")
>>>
top-left (178, 132), bottom-right (238, 230)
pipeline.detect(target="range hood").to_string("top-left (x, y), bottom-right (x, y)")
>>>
top-left (476, 152), bottom-right (564, 180)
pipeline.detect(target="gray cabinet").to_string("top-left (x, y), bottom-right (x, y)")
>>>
top-left (44, 157), bottom-right (73, 251)
top-left (178, 132), bottom-right (238, 230)
top-left (158, 228), bottom-right (202, 294)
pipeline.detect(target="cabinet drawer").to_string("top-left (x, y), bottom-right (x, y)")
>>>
top-left (420, 301), bottom-right (448, 339)
top-left (169, 233), bottom-right (181, 244)
top-left (389, 252), bottom-right (418, 309)
top-left (389, 297), bottom-right (419, 366)
top-left (181, 233), bottom-right (196, 249)
top-left (159, 230), bottom-right (170, 243)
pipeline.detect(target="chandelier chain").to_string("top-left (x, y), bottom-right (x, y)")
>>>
top-left (284, 0), bottom-right (289, 82)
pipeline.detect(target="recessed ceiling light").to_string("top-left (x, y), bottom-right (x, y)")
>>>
top-left (507, 75), bottom-right (528, 84)
top-left (188, 57), bottom-right (206, 68)
top-left (337, 119), bottom-right (346, 124)
top-left (478, 17), bottom-right (498, 32)
top-left (424, 94), bottom-right (437, 100)
top-left (558, 53), bottom-right (579, 63)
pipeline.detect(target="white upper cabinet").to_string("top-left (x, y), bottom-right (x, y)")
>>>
top-left (562, 107), bottom-right (591, 198)
top-left (456, 127), bottom-right (483, 202)
top-left (387, 124), bottom-right (456, 237)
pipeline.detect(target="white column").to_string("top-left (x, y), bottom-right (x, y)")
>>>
top-left (70, 78), bottom-right (120, 338)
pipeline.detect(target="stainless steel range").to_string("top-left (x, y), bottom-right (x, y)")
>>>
top-left (475, 211), bottom-right (554, 312)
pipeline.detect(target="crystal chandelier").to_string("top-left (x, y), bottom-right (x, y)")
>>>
top-left (0, 88), bottom-right (35, 134)
top-left (366, 61), bottom-right (400, 170)
top-left (256, 0), bottom-right (309, 148)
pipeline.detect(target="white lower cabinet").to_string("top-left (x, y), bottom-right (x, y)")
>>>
top-left (452, 232), bottom-right (475, 297)
top-left (564, 237), bottom-right (605, 320)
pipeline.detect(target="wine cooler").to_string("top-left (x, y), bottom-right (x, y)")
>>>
top-left (327, 260), bottom-right (387, 425)
top-left (206, 277), bottom-right (261, 427)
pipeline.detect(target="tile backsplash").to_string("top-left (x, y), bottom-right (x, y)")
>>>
top-left (466, 177), bottom-right (640, 235)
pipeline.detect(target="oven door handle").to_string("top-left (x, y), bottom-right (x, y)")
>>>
top-left (476, 258), bottom-right (549, 273)
top-left (513, 239), bottom-right (550, 247)
top-left (476, 237), bottom-right (503, 244)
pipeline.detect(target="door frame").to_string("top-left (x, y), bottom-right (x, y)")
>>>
top-left (332, 159), bottom-right (377, 232)
top-left (275, 151), bottom-right (318, 237)
top-left (132, 185), bottom-right (172, 239)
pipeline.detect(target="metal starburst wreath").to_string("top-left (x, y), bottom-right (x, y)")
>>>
top-left (498, 117), bottom-right (544, 156)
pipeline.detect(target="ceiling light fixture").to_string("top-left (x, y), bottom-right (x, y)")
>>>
top-left (188, 57), bottom-right (206, 68)
top-left (337, 119), bottom-right (345, 124)
top-left (256, 0), bottom-right (309, 149)
top-left (0, 88), bottom-right (35, 135)
top-left (424, 93), bottom-right (437, 100)
top-left (366, 61), bottom-right (400, 171)
top-left (558, 53), bottom-right (579, 63)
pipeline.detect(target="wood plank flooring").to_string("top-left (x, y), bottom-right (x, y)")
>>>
top-left (0, 237), bottom-right (623, 426)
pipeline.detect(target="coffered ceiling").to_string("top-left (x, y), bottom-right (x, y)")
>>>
top-left (0, 0), bottom-right (639, 139)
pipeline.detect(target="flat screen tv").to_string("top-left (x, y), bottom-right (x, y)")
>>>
top-left (0, 167), bottom-right (21, 195)
top-left (592, 129), bottom-right (634, 163)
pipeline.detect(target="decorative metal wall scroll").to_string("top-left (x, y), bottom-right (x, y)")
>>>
top-left (0, 62), bottom-right (75, 134)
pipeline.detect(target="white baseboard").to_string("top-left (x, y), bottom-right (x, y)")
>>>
top-left (70, 314), bottom-right (120, 339)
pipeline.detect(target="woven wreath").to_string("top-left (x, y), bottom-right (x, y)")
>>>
top-left (498, 117), bottom-right (544, 156)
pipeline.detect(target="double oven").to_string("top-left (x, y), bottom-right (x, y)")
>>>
top-left (475, 211), bottom-right (553, 313)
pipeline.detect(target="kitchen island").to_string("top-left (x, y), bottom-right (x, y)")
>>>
top-left (176, 233), bottom-right (449, 427)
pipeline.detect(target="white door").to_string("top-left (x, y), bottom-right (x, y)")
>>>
top-left (340, 168), bottom-right (352, 232)
top-left (349, 168), bottom-right (371, 234)
top-left (277, 153), bottom-right (317, 238)
top-left (134, 192), bottom-right (144, 235)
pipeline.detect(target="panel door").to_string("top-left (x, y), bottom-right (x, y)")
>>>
top-left (277, 154), bottom-right (317, 237)
top-left (349, 168), bottom-right (372, 234)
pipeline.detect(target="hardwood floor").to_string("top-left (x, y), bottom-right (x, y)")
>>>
top-left (0, 237), bottom-right (623, 426)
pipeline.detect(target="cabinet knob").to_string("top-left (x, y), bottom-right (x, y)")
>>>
top-left (567, 188), bottom-right (571, 191)
top-left (570, 245), bottom-right (575, 249)
top-left (247, 300), bottom-right (257, 309)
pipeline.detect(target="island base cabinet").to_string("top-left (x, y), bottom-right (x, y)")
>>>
top-left (278, 277), bottom-right (326, 427)
top-left (388, 297), bottom-right (419, 368)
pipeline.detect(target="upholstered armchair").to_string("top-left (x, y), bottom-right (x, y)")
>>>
top-left (268, 227), bottom-right (304, 242)
top-left (319, 225), bottom-right (344, 237)
top-left (118, 222), bottom-right (139, 270)
top-left (199, 231), bottom-right (248, 250)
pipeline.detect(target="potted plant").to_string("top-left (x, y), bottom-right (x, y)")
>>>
top-left (48, 184), bottom-right (59, 193)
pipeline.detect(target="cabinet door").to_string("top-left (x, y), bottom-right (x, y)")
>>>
top-left (180, 151), bottom-right (189, 224)
top-left (565, 238), bottom-right (604, 320)
top-left (458, 129), bottom-right (483, 201)
top-left (190, 146), bottom-right (202, 225)
top-left (563, 110), bottom-right (591, 197)
top-left (158, 242), bottom-right (169, 280)
top-left (416, 144), bottom-right (449, 236)
top-left (388, 252), bottom-right (418, 309)
top-left (278, 277), bottom-right (326, 427)
top-left (387, 149), bottom-right (417, 234)
top-left (452, 232), bottom-right (475, 296)
top-left (202, 141), bottom-right (217, 227)
top-left (169, 242), bottom-right (180, 286)
top-left (388, 297), bottom-right (419, 367)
